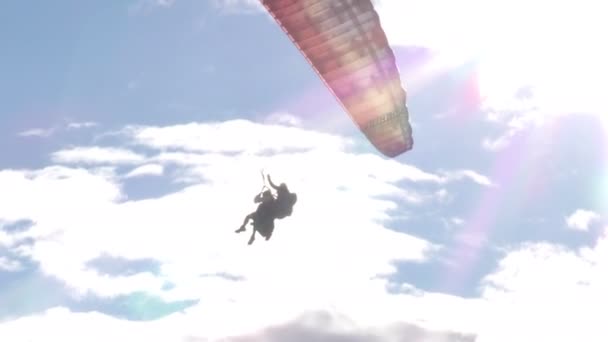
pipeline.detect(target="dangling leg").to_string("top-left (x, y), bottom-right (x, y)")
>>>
top-left (236, 212), bottom-right (255, 233)
top-left (248, 226), bottom-right (257, 245)
top-left (263, 221), bottom-right (275, 241)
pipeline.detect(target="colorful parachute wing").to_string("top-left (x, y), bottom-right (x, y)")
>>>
top-left (261, 0), bottom-right (413, 157)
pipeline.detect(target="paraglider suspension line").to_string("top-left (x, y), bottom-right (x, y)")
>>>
top-left (259, 169), bottom-right (273, 197)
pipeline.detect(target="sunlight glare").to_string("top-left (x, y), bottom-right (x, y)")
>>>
top-left (379, 0), bottom-right (607, 118)
top-left (475, 0), bottom-right (608, 118)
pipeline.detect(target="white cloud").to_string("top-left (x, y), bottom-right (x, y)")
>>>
top-left (0, 120), bottom-right (491, 340)
top-left (13, 118), bottom-right (601, 340)
top-left (126, 120), bottom-right (354, 154)
top-left (0, 307), bottom-right (475, 342)
top-left (18, 121), bottom-right (98, 139)
top-left (0, 222), bottom-right (31, 250)
top-left (221, 311), bottom-right (476, 341)
top-left (51, 147), bottom-right (147, 165)
top-left (439, 170), bottom-right (494, 187)
top-left (0, 256), bottom-right (22, 271)
top-left (451, 217), bottom-right (465, 226)
top-left (155, 0), bottom-right (175, 7)
top-left (263, 112), bottom-right (302, 127)
top-left (125, 120), bottom-right (490, 200)
top-left (434, 188), bottom-right (451, 204)
top-left (566, 209), bottom-right (601, 231)
top-left (66, 121), bottom-right (98, 130)
top-left (476, 227), bottom-right (608, 342)
top-left (18, 128), bottom-right (56, 138)
top-left (212, 0), bottom-right (264, 14)
top-left (442, 217), bottom-right (465, 231)
top-left (128, 0), bottom-right (177, 15)
top-left (124, 164), bottom-right (164, 178)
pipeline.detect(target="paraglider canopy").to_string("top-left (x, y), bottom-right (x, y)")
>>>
top-left (261, 0), bottom-right (414, 158)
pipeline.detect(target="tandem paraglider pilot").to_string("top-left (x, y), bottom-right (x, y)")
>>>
top-left (235, 174), bottom-right (297, 245)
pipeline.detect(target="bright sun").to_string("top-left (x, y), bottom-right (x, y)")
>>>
top-left (472, 0), bottom-right (607, 119)
top-left (378, 0), bottom-right (607, 120)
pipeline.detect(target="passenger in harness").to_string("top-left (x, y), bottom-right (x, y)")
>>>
top-left (266, 174), bottom-right (297, 219)
top-left (235, 173), bottom-right (297, 245)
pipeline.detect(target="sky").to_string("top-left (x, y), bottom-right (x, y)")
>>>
top-left (0, 0), bottom-right (607, 341)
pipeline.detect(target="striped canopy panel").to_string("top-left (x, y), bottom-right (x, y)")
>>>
top-left (261, 0), bottom-right (413, 157)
